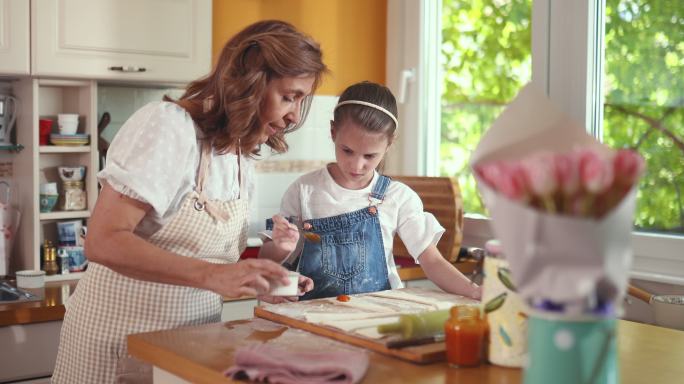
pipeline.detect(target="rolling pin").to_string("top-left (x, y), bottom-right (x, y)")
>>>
top-left (377, 309), bottom-right (450, 339)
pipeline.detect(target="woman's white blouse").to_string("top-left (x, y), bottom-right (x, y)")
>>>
top-left (98, 101), bottom-right (255, 239)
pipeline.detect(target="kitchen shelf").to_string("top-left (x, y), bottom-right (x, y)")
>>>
top-left (45, 271), bottom-right (85, 282)
top-left (39, 210), bottom-right (90, 221)
top-left (39, 145), bottom-right (90, 153)
top-left (13, 78), bottom-right (99, 275)
top-left (0, 144), bottom-right (24, 153)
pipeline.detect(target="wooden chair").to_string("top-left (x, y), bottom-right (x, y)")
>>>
top-left (388, 176), bottom-right (464, 263)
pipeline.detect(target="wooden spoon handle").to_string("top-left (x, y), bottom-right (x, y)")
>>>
top-left (627, 284), bottom-right (653, 303)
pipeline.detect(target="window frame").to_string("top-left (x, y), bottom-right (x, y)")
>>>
top-left (386, 0), bottom-right (684, 285)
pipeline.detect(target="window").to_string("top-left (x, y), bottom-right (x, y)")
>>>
top-left (440, 0), bottom-right (532, 215)
top-left (602, 0), bottom-right (683, 236)
top-left (386, 0), bottom-right (684, 283)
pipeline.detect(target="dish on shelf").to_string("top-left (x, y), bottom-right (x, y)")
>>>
top-left (50, 133), bottom-right (90, 146)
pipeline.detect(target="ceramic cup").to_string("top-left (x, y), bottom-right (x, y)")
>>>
top-left (56, 220), bottom-right (83, 246)
top-left (39, 119), bottom-right (53, 145)
top-left (39, 182), bottom-right (58, 195)
top-left (16, 270), bottom-right (46, 288)
top-left (57, 114), bottom-right (79, 135)
top-left (524, 313), bottom-right (618, 384)
top-left (268, 271), bottom-right (300, 296)
top-left (58, 166), bottom-right (86, 182)
top-left (39, 194), bottom-right (59, 213)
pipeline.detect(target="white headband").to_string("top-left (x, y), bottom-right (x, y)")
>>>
top-left (334, 100), bottom-right (398, 128)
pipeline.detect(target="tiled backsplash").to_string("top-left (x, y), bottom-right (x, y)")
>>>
top-left (249, 95), bottom-right (337, 238)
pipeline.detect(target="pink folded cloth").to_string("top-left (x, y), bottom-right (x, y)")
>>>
top-left (225, 343), bottom-right (369, 384)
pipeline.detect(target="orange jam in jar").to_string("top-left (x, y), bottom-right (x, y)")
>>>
top-left (444, 305), bottom-right (486, 367)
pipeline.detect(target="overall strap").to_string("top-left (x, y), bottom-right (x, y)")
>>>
top-left (369, 175), bottom-right (391, 205)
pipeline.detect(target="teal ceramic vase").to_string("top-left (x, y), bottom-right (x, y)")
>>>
top-left (524, 313), bottom-right (618, 384)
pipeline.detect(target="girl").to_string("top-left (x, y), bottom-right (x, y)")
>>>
top-left (260, 81), bottom-right (481, 300)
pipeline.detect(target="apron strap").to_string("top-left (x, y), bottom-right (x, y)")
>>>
top-left (368, 174), bottom-right (391, 205)
top-left (193, 141), bottom-right (231, 223)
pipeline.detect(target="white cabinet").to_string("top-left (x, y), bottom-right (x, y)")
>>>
top-left (0, 0), bottom-right (30, 75)
top-left (13, 78), bottom-right (98, 278)
top-left (31, 0), bottom-right (211, 83)
top-left (0, 321), bottom-right (62, 382)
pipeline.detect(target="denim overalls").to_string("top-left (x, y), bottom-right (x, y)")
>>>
top-left (268, 175), bottom-right (392, 300)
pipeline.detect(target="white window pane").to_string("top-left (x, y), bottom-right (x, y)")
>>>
top-left (440, 0), bottom-right (532, 214)
top-left (603, 0), bottom-right (684, 235)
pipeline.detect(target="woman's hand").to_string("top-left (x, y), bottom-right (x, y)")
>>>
top-left (270, 214), bottom-right (299, 253)
top-left (206, 259), bottom-right (291, 298)
top-left (257, 274), bottom-right (314, 304)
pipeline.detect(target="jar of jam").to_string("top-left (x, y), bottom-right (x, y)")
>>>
top-left (444, 305), bottom-right (486, 367)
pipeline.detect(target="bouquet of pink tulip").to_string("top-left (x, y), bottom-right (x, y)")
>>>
top-left (470, 84), bottom-right (645, 315)
top-left (474, 148), bottom-right (645, 218)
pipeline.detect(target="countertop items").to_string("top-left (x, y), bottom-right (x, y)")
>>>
top-left (0, 257), bottom-right (475, 327)
top-left (128, 318), bottom-right (684, 384)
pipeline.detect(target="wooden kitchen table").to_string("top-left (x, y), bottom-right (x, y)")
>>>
top-left (128, 318), bottom-right (684, 384)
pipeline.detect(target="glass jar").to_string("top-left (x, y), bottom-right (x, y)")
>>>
top-left (62, 180), bottom-right (87, 211)
top-left (444, 305), bottom-right (486, 367)
top-left (42, 240), bottom-right (59, 276)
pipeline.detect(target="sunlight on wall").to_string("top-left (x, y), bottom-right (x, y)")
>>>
top-left (212, 0), bottom-right (386, 95)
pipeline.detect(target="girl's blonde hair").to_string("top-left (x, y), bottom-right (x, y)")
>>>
top-left (169, 20), bottom-right (328, 156)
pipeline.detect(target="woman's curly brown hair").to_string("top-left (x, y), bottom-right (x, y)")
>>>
top-left (168, 20), bottom-right (327, 156)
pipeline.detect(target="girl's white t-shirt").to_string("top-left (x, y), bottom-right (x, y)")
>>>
top-left (278, 166), bottom-right (445, 289)
top-left (97, 101), bottom-right (255, 239)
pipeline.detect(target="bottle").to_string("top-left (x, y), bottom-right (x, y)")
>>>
top-left (62, 180), bottom-right (87, 211)
top-left (377, 309), bottom-right (450, 339)
top-left (444, 305), bottom-right (486, 367)
top-left (482, 239), bottom-right (528, 367)
top-left (42, 240), bottom-right (59, 276)
top-left (57, 248), bottom-right (70, 275)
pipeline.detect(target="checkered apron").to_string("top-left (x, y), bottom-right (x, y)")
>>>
top-left (52, 142), bottom-right (248, 384)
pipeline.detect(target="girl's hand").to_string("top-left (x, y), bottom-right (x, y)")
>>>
top-left (206, 259), bottom-right (290, 298)
top-left (270, 214), bottom-right (299, 253)
top-left (256, 274), bottom-right (314, 304)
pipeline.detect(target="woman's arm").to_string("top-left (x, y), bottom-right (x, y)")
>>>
top-left (85, 183), bottom-right (290, 298)
top-left (418, 245), bottom-right (482, 299)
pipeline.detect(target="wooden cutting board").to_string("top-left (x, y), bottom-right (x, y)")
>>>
top-left (254, 288), bottom-right (478, 364)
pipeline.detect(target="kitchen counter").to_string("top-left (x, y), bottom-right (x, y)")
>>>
top-left (0, 260), bottom-right (475, 327)
top-left (0, 280), bottom-right (76, 326)
top-left (128, 318), bottom-right (684, 384)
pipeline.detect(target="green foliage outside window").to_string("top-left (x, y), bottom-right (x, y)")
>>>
top-left (440, 0), bottom-right (683, 234)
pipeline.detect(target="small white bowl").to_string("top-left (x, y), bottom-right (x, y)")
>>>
top-left (268, 271), bottom-right (300, 296)
top-left (57, 113), bottom-right (79, 121)
top-left (16, 270), bottom-right (46, 288)
top-left (58, 121), bottom-right (79, 135)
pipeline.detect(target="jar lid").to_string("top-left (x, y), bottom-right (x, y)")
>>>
top-left (484, 239), bottom-right (503, 257)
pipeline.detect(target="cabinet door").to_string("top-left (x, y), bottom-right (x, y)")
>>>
top-left (31, 0), bottom-right (211, 83)
top-left (0, 0), bottom-right (30, 75)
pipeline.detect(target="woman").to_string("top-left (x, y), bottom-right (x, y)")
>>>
top-left (52, 20), bottom-right (327, 383)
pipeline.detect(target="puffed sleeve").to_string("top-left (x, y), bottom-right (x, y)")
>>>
top-left (395, 185), bottom-right (446, 262)
top-left (97, 102), bottom-right (196, 217)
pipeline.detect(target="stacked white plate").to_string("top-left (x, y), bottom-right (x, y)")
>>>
top-left (50, 133), bottom-right (90, 146)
